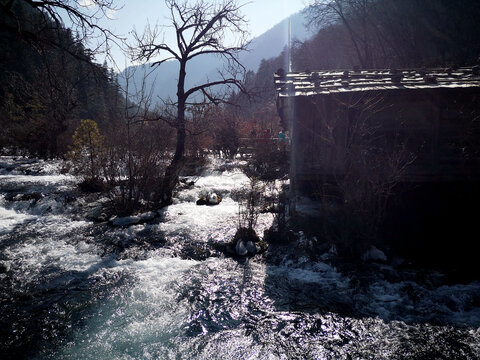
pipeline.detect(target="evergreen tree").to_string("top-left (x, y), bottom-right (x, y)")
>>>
top-left (68, 119), bottom-right (104, 184)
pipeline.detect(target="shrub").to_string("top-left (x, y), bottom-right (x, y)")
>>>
top-left (68, 119), bottom-right (104, 184)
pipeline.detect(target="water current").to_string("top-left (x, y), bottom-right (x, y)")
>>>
top-left (1, 156), bottom-right (480, 359)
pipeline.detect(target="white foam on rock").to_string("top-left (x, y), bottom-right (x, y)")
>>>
top-left (176, 170), bottom-right (250, 203)
top-left (0, 194), bottom-right (35, 234)
top-left (2, 216), bottom-right (100, 281)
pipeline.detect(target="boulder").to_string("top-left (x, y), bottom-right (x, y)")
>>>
top-left (208, 192), bottom-right (220, 205)
top-left (246, 240), bottom-right (256, 254)
top-left (320, 244), bottom-right (338, 261)
top-left (230, 227), bottom-right (267, 257)
top-left (86, 205), bottom-right (103, 221)
top-left (85, 197), bottom-right (111, 221)
top-left (196, 197), bottom-right (208, 205)
top-left (111, 211), bottom-right (157, 226)
top-left (196, 191), bottom-right (222, 205)
top-left (97, 213), bottom-right (108, 222)
top-left (235, 240), bottom-right (248, 256)
top-left (138, 211), bottom-right (157, 221)
top-left (0, 262), bottom-right (10, 273)
top-left (233, 227), bottom-right (260, 243)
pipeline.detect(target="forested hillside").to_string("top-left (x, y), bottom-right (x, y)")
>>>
top-left (0, 0), bottom-right (124, 157)
top-left (298, 0), bottom-right (480, 69)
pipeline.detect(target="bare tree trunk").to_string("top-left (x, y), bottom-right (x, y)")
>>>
top-left (159, 60), bottom-right (187, 204)
top-left (132, 0), bottom-right (249, 206)
top-left (160, 128), bottom-right (186, 204)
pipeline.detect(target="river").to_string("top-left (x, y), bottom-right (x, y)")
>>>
top-left (1, 156), bottom-right (479, 359)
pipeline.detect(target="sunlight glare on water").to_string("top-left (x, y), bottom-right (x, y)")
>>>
top-left (1, 156), bottom-right (479, 360)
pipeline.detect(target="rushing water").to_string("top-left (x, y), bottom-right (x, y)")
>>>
top-left (1, 156), bottom-right (480, 359)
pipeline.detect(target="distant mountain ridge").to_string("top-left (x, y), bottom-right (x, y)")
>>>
top-left (239, 10), bottom-right (310, 71)
top-left (119, 10), bottom-right (311, 102)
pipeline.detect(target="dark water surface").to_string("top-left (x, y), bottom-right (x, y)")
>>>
top-left (1, 157), bottom-right (479, 359)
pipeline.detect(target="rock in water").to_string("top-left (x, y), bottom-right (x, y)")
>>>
top-left (235, 240), bottom-right (248, 256)
top-left (197, 192), bottom-right (222, 205)
top-left (208, 193), bottom-right (219, 204)
top-left (207, 192), bottom-right (222, 205)
top-left (138, 211), bottom-right (157, 221)
top-left (246, 240), bottom-right (256, 254)
top-left (112, 216), bottom-right (141, 227)
top-left (196, 197), bottom-right (208, 205)
top-left (86, 205), bottom-right (103, 221)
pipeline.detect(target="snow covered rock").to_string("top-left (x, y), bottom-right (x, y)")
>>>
top-left (111, 211), bottom-right (158, 226)
top-left (230, 227), bottom-right (266, 257)
top-left (196, 190), bottom-right (222, 205)
top-left (138, 211), bottom-right (157, 221)
top-left (85, 197), bottom-right (111, 221)
top-left (208, 192), bottom-right (220, 205)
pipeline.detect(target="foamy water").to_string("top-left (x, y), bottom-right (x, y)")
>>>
top-left (1, 156), bottom-right (479, 359)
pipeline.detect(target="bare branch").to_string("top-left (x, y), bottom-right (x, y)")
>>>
top-left (0, 0), bottom-right (124, 65)
top-left (130, 0), bottom-right (250, 205)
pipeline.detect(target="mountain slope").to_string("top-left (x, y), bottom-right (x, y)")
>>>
top-left (119, 10), bottom-right (311, 102)
top-left (239, 11), bottom-right (310, 71)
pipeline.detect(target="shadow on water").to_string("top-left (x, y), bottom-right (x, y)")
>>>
top-left (260, 240), bottom-right (480, 359)
top-left (385, 181), bottom-right (480, 282)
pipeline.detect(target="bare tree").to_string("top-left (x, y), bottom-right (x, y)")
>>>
top-left (106, 65), bottom-right (175, 214)
top-left (307, 0), bottom-right (376, 68)
top-left (133, 0), bottom-right (249, 205)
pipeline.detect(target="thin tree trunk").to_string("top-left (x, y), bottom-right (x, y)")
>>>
top-left (159, 60), bottom-right (187, 205)
top-left (160, 127), bottom-right (186, 204)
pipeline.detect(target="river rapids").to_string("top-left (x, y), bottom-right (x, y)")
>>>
top-left (1, 156), bottom-right (479, 359)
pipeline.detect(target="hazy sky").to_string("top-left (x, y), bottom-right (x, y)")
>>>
top-left (86, 0), bottom-right (308, 70)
